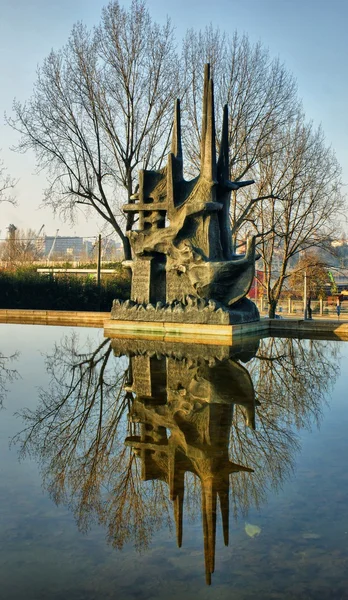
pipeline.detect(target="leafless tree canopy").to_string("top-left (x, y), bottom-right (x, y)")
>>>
top-left (249, 117), bottom-right (342, 315)
top-left (0, 228), bottom-right (44, 265)
top-left (8, 0), bottom-right (178, 259)
top-left (14, 334), bottom-right (172, 549)
top-left (182, 28), bottom-right (299, 179)
top-left (182, 27), bottom-right (301, 242)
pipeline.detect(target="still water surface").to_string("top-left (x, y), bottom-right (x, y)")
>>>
top-left (1, 324), bottom-right (348, 599)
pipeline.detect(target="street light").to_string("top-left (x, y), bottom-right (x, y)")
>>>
top-left (303, 270), bottom-right (308, 320)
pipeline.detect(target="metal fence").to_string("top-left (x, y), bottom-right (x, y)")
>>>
top-left (255, 298), bottom-right (347, 317)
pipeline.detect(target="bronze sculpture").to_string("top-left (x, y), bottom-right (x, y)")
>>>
top-left (111, 64), bottom-right (259, 325)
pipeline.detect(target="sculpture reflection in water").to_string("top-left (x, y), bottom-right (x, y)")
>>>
top-left (116, 339), bottom-right (258, 584)
top-left (15, 334), bottom-right (340, 584)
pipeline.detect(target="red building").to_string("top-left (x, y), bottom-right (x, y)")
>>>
top-left (248, 269), bottom-right (264, 299)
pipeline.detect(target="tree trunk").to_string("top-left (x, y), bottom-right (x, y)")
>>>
top-left (123, 236), bottom-right (132, 261)
top-left (123, 170), bottom-right (134, 261)
top-left (268, 299), bottom-right (277, 319)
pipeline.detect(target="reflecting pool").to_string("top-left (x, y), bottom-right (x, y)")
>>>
top-left (1, 324), bottom-right (348, 599)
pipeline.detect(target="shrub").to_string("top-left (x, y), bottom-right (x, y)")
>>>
top-left (0, 269), bottom-right (130, 311)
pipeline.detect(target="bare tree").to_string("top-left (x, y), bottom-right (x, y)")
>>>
top-left (287, 252), bottom-right (330, 300)
top-left (247, 117), bottom-right (342, 317)
top-left (8, 0), bottom-right (178, 259)
top-left (182, 27), bottom-right (300, 246)
top-left (0, 227), bottom-right (43, 265)
top-left (0, 155), bottom-right (15, 205)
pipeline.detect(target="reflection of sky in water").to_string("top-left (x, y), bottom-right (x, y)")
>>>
top-left (0, 324), bottom-right (348, 599)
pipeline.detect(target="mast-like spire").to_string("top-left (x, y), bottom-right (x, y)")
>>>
top-left (217, 104), bottom-right (229, 183)
top-left (200, 63), bottom-right (210, 168)
top-left (169, 446), bottom-right (176, 501)
top-left (201, 77), bottom-right (217, 181)
top-left (167, 99), bottom-right (183, 216)
top-left (216, 103), bottom-right (232, 258)
top-left (167, 153), bottom-right (175, 217)
top-left (171, 99), bottom-right (183, 164)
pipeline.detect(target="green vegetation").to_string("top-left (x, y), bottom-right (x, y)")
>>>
top-left (0, 268), bottom-right (130, 311)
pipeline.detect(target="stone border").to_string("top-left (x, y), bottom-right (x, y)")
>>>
top-left (1, 310), bottom-right (348, 343)
top-left (269, 318), bottom-right (348, 340)
top-left (0, 309), bottom-right (109, 328)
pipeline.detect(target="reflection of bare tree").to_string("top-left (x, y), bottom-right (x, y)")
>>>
top-left (0, 351), bottom-right (19, 408)
top-left (15, 333), bottom-right (171, 549)
top-left (14, 334), bottom-right (341, 584)
top-left (229, 337), bottom-right (340, 518)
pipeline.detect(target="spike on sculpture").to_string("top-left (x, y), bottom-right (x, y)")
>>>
top-left (111, 64), bottom-right (259, 325)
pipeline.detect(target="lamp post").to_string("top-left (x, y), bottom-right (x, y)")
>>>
top-left (97, 234), bottom-right (102, 287)
top-left (303, 270), bottom-right (308, 320)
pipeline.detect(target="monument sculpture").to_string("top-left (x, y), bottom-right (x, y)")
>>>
top-left (111, 64), bottom-right (259, 325)
top-left (112, 337), bottom-right (259, 584)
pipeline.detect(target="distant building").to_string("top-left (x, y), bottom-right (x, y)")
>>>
top-left (39, 236), bottom-right (93, 260)
top-left (328, 267), bottom-right (348, 292)
top-left (35, 235), bottom-right (124, 261)
top-left (248, 269), bottom-right (264, 299)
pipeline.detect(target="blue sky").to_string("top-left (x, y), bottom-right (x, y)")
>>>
top-left (0, 0), bottom-right (347, 237)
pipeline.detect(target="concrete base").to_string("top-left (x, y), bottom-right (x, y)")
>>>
top-left (104, 316), bottom-right (348, 344)
top-left (104, 318), bottom-right (268, 345)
